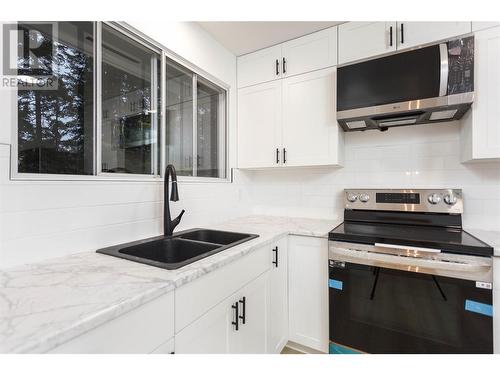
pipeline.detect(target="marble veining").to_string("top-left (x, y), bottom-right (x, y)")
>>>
top-left (0, 215), bottom-right (339, 353)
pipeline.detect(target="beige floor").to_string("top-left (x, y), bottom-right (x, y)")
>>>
top-left (280, 346), bottom-right (304, 354)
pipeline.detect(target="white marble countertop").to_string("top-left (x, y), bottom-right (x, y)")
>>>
top-left (0, 215), bottom-right (340, 354)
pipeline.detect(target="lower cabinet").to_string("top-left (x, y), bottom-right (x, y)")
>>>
top-left (288, 235), bottom-right (329, 353)
top-left (175, 272), bottom-right (270, 354)
top-left (49, 291), bottom-right (175, 354)
top-left (268, 236), bottom-right (288, 353)
top-left (175, 238), bottom-right (288, 354)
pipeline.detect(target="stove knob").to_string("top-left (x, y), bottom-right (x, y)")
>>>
top-left (444, 194), bottom-right (457, 206)
top-left (359, 193), bottom-right (370, 203)
top-left (428, 193), bottom-right (441, 205)
top-left (347, 193), bottom-right (358, 202)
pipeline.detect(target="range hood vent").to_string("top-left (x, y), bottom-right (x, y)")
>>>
top-left (336, 36), bottom-right (474, 132)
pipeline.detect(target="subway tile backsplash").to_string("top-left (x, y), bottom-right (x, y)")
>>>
top-left (242, 122), bottom-right (500, 231)
top-left (1, 121), bottom-right (499, 268)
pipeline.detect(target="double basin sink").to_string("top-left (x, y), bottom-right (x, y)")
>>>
top-left (96, 229), bottom-right (259, 270)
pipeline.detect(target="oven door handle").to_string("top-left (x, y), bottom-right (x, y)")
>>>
top-left (375, 243), bottom-right (441, 253)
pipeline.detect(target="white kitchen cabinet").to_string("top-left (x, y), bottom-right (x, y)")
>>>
top-left (268, 236), bottom-right (288, 353)
top-left (288, 235), bottom-right (329, 353)
top-left (237, 81), bottom-right (283, 169)
top-left (461, 26), bottom-right (500, 161)
top-left (237, 67), bottom-right (344, 169)
top-left (338, 22), bottom-right (397, 64)
top-left (229, 272), bottom-right (270, 353)
top-left (175, 293), bottom-right (233, 353)
top-left (281, 27), bottom-right (337, 77)
top-left (175, 244), bottom-right (270, 332)
top-left (282, 67), bottom-right (343, 167)
top-left (397, 22), bottom-right (471, 50)
top-left (49, 291), bottom-right (174, 354)
top-left (237, 44), bottom-right (282, 88)
top-left (472, 22), bottom-right (500, 32)
top-left (175, 272), bottom-right (270, 354)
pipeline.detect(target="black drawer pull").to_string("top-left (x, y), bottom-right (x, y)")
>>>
top-left (232, 302), bottom-right (239, 331)
top-left (239, 296), bottom-right (246, 324)
top-left (283, 148), bottom-right (287, 164)
top-left (400, 23), bottom-right (404, 44)
top-left (282, 57), bottom-right (286, 74)
top-left (272, 246), bottom-right (278, 267)
top-left (276, 59), bottom-right (279, 75)
top-left (389, 26), bottom-right (393, 47)
top-left (276, 148), bottom-right (280, 164)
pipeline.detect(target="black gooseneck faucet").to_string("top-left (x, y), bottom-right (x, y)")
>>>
top-left (164, 164), bottom-right (185, 236)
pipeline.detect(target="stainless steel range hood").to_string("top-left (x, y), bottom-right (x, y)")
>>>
top-left (336, 36), bottom-right (474, 132)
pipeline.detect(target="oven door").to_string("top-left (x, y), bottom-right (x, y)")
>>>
top-left (328, 242), bottom-right (493, 354)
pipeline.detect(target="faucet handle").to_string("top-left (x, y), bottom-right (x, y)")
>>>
top-left (171, 209), bottom-right (185, 231)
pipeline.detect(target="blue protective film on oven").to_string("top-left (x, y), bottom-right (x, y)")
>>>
top-left (329, 279), bottom-right (343, 290)
top-left (329, 342), bottom-right (362, 354)
top-left (465, 300), bottom-right (493, 317)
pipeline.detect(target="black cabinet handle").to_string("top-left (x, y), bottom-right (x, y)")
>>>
top-left (275, 59), bottom-right (280, 75)
top-left (238, 297), bottom-right (246, 324)
top-left (389, 26), bottom-right (393, 47)
top-left (283, 148), bottom-right (287, 164)
top-left (272, 246), bottom-right (278, 267)
top-left (282, 57), bottom-right (286, 74)
top-left (400, 23), bottom-right (404, 44)
top-left (276, 148), bottom-right (280, 164)
top-left (232, 302), bottom-right (239, 331)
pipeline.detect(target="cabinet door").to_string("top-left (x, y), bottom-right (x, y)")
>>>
top-left (472, 22), bottom-right (500, 32)
top-left (281, 27), bottom-right (337, 77)
top-left (282, 67), bottom-right (343, 167)
top-left (461, 26), bottom-right (500, 161)
top-left (288, 236), bottom-right (329, 353)
top-left (238, 81), bottom-right (283, 168)
top-left (338, 22), bottom-right (396, 64)
top-left (268, 237), bottom-right (289, 353)
top-left (175, 297), bottom-right (231, 354)
top-left (397, 22), bottom-right (471, 50)
top-left (229, 272), bottom-right (270, 353)
top-left (237, 45), bottom-right (282, 88)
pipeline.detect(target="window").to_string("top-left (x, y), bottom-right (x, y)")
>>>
top-left (14, 22), bottom-right (228, 181)
top-left (166, 57), bottom-right (227, 179)
top-left (17, 22), bottom-right (94, 175)
top-left (100, 24), bottom-right (161, 175)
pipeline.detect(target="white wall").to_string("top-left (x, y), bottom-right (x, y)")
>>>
top-left (242, 121), bottom-right (500, 231)
top-left (0, 22), bottom-right (249, 268)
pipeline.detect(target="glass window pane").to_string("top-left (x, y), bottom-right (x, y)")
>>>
top-left (17, 22), bottom-right (94, 175)
top-left (196, 77), bottom-right (226, 178)
top-left (165, 58), bottom-right (194, 176)
top-left (101, 24), bottom-right (160, 175)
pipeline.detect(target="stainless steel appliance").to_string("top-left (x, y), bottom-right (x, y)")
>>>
top-left (328, 189), bottom-right (493, 354)
top-left (337, 36), bottom-right (474, 131)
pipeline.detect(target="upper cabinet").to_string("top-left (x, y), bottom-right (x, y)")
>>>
top-left (237, 45), bottom-right (282, 88)
top-left (237, 67), bottom-right (344, 169)
top-left (338, 21), bottom-right (472, 64)
top-left (338, 22), bottom-right (397, 65)
top-left (237, 26), bottom-right (338, 88)
top-left (397, 22), bottom-right (471, 50)
top-left (282, 67), bottom-right (343, 167)
top-left (460, 26), bottom-right (500, 161)
top-left (281, 27), bottom-right (337, 78)
top-left (472, 22), bottom-right (500, 32)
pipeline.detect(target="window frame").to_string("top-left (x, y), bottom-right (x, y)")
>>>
top-left (10, 21), bottom-right (231, 183)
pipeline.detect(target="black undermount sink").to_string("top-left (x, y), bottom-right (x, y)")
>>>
top-left (96, 228), bottom-right (259, 270)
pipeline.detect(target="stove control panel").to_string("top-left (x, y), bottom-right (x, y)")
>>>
top-left (344, 189), bottom-right (463, 214)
